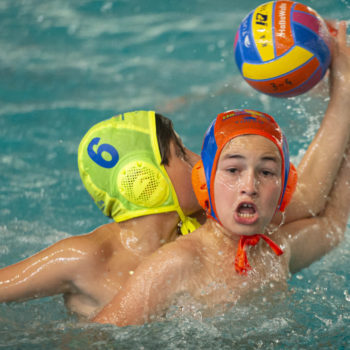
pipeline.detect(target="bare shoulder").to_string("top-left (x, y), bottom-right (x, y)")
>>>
top-left (82, 221), bottom-right (121, 241)
top-left (160, 229), bottom-right (202, 259)
top-left (135, 229), bottom-right (204, 280)
top-left (115, 234), bottom-right (201, 307)
top-left (93, 228), bottom-right (207, 325)
top-left (53, 222), bottom-right (121, 262)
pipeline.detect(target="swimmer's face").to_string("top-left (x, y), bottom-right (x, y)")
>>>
top-left (213, 135), bottom-right (282, 237)
top-left (165, 140), bottom-right (202, 215)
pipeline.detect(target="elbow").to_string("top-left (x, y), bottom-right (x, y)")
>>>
top-left (326, 219), bottom-right (346, 250)
top-left (322, 199), bottom-right (348, 243)
top-left (91, 306), bottom-right (120, 326)
top-left (92, 314), bottom-right (113, 325)
top-left (92, 314), bottom-right (142, 328)
top-left (91, 306), bottom-right (140, 327)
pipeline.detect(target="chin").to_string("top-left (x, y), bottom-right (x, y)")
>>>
top-left (224, 221), bottom-right (265, 237)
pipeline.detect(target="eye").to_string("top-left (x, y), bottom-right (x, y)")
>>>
top-left (227, 167), bottom-right (238, 174)
top-left (261, 169), bottom-right (275, 177)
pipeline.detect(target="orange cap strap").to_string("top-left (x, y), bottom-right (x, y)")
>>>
top-left (234, 234), bottom-right (283, 275)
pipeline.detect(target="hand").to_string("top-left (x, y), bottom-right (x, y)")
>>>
top-left (329, 21), bottom-right (350, 97)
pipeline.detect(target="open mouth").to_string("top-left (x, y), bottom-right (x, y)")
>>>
top-left (235, 202), bottom-right (258, 224)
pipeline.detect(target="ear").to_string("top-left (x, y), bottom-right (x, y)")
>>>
top-left (279, 163), bottom-right (298, 212)
top-left (191, 160), bottom-right (210, 211)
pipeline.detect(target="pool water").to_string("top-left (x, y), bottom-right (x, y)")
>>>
top-left (0, 0), bottom-right (349, 348)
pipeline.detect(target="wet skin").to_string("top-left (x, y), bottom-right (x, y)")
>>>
top-left (214, 135), bottom-right (282, 238)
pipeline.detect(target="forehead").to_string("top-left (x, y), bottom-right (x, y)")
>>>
top-left (220, 135), bottom-right (281, 161)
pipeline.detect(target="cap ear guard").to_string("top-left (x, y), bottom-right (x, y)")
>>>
top-left (279, 163), bottom-right (298, 212)
top-left (191, 160), bottom-right (210, 212)
top-left (116, 158), bottom-right (170, 208)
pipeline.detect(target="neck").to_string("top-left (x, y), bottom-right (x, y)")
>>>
top-left (190, 209), bottom-right (207, 225)
top-left (205, 218), bottom-right (283, 274)
top-left (205, 219), bottom-right (241, 256)
top-left (205, 218), bottom-right (264, 255)
top-left (117, 212), bottom-right (180, 256)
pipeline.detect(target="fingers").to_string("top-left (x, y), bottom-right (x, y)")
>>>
top-left (325, 19), bottom-right (338, 37)
top-left (337, 21), bottom-right (347, 47)
top-left (329, 20), bottom-right (349, 75)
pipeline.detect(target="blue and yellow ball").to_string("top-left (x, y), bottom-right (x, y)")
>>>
top-left (234, 1), bottom-right (333, 97)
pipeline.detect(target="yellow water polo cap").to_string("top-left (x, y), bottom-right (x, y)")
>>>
top-left (77, 110), bottom-right (200, 235)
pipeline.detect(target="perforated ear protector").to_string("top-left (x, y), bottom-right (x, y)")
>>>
top-left (115, 157), bottom-right (170, 209)
top-left (191, 109), bottom-right (298, 220)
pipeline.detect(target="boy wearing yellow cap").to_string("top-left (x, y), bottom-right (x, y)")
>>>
top-left (0, 111), bottom-right (203, 319)
top-left (78, 110), bottom-right (200, 234)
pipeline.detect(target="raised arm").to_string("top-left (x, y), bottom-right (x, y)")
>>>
top-left (277, 21), bottom-right (350, 224)
top-left (280, 142), bottom-right (350, 274)
top-left (0, 236), bottom-right (90, 302)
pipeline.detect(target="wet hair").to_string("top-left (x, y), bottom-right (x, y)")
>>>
top-left (155, 113), bottom-right (186, 165)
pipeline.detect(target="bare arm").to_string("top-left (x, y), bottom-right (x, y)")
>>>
top-left (275, 22), bottom-right (350, 224)
top-left (279, 143), bottom-right (350, 273)
top-left (0, 236), bottom-right (92, 302)
top-left (93, 243), bottom-right (191, 326)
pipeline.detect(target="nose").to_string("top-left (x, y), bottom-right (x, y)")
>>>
top-left (240, 170), bottom-right (258, 197)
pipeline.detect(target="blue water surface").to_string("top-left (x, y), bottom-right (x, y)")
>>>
top-left (0, 0), bottom-right (349, 349)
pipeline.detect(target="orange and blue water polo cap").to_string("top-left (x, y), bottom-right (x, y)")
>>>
top-left (192, 109), bottom-right (297, 222)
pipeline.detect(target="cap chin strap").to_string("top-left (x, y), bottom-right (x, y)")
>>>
top-left (167, 171), bottom-right (200, 235)
top-left (235, 234), bottom-right (284, 275)
top-left (178, 214), bottom-right (201, 235)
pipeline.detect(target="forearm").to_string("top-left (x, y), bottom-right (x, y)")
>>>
top-left (288, 144), bottom-right (350, 273)
top-left (295, 92), bottom-right (350, 214)
top-left (92, 281), bottom-right (155, 326)
top-left (0, 259), bottom-right (70, 302)
top-left (274, 93), bottom-right (350, 226)
top-left (92, 245), bottom-right (188, 326)
top-left (320, 144), bottom-right (350, 235)
top-left (0, 237), bottom-right (88, 302)
top-left (284, 22), bottom-right (350, 222)
top-left (93, 298), bottom-right (144, 326)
